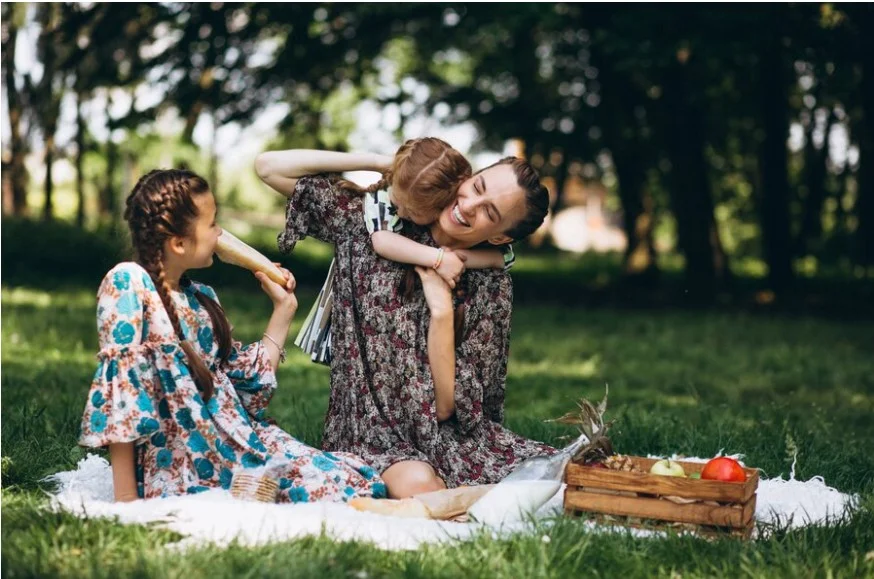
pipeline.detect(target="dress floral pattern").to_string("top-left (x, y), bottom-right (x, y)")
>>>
top-left (297, 188), bottom-right (515, 365)
top-left (279, 175), bottom-right (554, 488)
top-left (79, 262), bottom-right (387, 502)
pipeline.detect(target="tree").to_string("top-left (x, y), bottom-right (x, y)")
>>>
top-left (1, 3), bottom-right (30, 216)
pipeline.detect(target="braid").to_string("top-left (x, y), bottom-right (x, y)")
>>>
top-left (123, 168), bottom-right (228, 402)
top-left (336, 169), bottom-right (392, 197)
top-left (149, 255), bottom-right (185, 341)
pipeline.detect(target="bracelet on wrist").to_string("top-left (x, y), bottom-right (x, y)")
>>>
top-left (433, 247), bottom-right (445, 270)
top-left (262, 332), bottom-right (287, 364)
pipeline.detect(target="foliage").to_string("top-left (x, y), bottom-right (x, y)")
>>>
top-left (2, 3), bottom-right (873, 294)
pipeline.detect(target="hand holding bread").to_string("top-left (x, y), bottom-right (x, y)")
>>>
top-left (215, 229), bottom-right (288, 286)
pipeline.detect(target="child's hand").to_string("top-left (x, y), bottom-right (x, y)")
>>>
top-left (435, 249), bottom-right (466, 289)
top-left (256, 264), bottom-right (297, 315)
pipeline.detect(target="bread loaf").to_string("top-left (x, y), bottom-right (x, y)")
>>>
top-left (215, 229), bottom-right (287, 285)
top-left (348, 485), bottom-right (495, 520)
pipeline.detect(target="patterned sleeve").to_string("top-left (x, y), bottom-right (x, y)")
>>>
top-left (278, 174), bottom-right (364, 253)
top-left (451, 271), bottom-right (513, 434)
top-left (363, 189), bottom-right (403, 235)
top-left (194, 283), bottom-right (278, 422)
top-left (79, 263), bottom-right (162, 448)
top-left (500, 244), bottom-right (516, 271)
top-left (222, 340), bottom-right (278, 422)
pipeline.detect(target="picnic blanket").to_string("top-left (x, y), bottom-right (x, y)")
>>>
top-left (43, 453), bottom-right (859, 551)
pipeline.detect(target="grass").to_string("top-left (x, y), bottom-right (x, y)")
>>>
top-left (3, 267), bottom-right (874, 578)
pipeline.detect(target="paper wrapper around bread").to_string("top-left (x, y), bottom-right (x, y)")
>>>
top-left (215, 229), bottom-right (286, 286)
top-left (348, 485), bottom-right (495, 520)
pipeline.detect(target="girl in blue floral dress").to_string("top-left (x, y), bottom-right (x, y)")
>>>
top-left (79, 168), bottom-right (386, 503)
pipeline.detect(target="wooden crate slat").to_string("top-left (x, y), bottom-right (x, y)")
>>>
top-left (566, 459), bottom-right (758, 503)
top-left (564, 488), bottom-right (754, 529)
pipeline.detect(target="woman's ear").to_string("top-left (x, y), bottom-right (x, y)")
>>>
top-left (487, 234), bottom-right (513, 246)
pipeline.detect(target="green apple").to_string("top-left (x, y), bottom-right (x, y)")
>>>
top-left (649, 459), bottom-right (686, 477)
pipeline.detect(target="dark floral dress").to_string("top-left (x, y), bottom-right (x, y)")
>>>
top-left (278, 175), bottom-right (554, 487)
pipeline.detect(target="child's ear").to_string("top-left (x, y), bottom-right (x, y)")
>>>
top-left (487, 234), bottom-right (513, 246)
top-left (167, 236), bottom-right (187, 256)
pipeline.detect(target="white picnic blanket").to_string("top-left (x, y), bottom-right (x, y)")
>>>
top-left (43, 453), bottom-right (859, 551)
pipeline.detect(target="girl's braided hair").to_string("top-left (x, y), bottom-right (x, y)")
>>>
top-left (124, 169), bottom-right (232, 402)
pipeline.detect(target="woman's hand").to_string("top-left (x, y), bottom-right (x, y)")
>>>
top-left (256, 264), bottom-right (297, 316)
top-left (415, 266), bottom-right (454, 318)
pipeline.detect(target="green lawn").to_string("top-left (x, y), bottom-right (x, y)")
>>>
top-left (2, 278), bottom-right (873, 578)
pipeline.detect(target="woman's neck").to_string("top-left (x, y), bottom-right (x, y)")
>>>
top-left (429, 223), bottom-right (468, 250)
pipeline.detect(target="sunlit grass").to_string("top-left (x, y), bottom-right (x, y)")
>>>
top-left (3, 279), bottom-right (873, 578)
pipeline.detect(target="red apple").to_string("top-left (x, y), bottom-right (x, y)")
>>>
top-left (700, 457), bottom-right (746, 482)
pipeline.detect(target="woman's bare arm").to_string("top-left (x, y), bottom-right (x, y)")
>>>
top-left (254, 150), bottom-right (392, 198)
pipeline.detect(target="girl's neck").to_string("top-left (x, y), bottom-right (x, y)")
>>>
top-left (161, 260), bottom-right (186, 291)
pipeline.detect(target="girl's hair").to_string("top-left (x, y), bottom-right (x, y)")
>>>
top-left (123, 169), bottom-right (232, 402)
top-left (336, 137), bottom-right (472, 215)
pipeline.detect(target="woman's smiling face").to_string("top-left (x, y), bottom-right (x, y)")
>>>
top-left (435, 163), bottom-right (528, 248)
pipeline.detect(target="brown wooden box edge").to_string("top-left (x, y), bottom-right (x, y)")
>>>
top-left (564, 456), bottom-right (759, 538)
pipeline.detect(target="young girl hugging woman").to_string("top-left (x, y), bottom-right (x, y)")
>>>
top-left (79, 169), bottom-right (386, 503)
top-left (296, 138), bottom-right (516, 364)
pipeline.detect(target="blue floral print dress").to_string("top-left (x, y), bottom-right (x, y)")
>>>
top-left (79, 262), bottom-right (387, 502)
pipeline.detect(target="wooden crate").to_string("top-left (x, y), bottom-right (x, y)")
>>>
top-left (564, 457), bottom-right (759, 538)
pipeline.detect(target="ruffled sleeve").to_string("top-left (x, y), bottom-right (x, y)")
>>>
top-left (451, 271), bottom-right (513, 434)
top-left (80, 263), bottom-right (163, 448)
top-left (223, 339), bottom-right (278, 421)
top-left (277, 174), bottom-right (365, 252)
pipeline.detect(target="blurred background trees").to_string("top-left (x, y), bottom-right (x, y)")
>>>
top-left (2, 2), bottom-right (872, 301)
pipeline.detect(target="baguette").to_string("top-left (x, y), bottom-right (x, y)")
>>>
top-left (348, 485), bottom-right (494, 520)
top-left (214, 229), bottom-right (287, 286)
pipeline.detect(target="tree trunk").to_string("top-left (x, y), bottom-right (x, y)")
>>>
top-left (794, 110), bottom-right (835, 257)
top-left (662, 55), bottom-right (728, 295)
top-left (209, 112), bottom-right (219, 196)
top-left (590, 39), bottom-right (659, 279)
top-left (758, 13), bottom-right (794, 292)
top-left (551, 152), bottom-right (568, 213)
top-left (75, 90), bottom-right (87, 228)
top-left (42, 134), bottom-right (55, 221)
top-left (856, 4), bottom-right (874, 265)
top-left (2, 11), bottom-right (29, 216)
top-left (101, 94), bottom-right (118, 222)
top-left (613, 147), bottom-right (657, 277)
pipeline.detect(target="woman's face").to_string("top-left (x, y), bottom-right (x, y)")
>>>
top-left (435, 163), bottom-right (528, 248)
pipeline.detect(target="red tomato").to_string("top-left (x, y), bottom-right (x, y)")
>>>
top-left (700, 457), bottom-right (747, 482)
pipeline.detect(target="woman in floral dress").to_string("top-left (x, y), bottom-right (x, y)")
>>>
top-left (79, 168), bottom-right (386, 503)
top-left (255, 149), bottom-right (555, 498)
